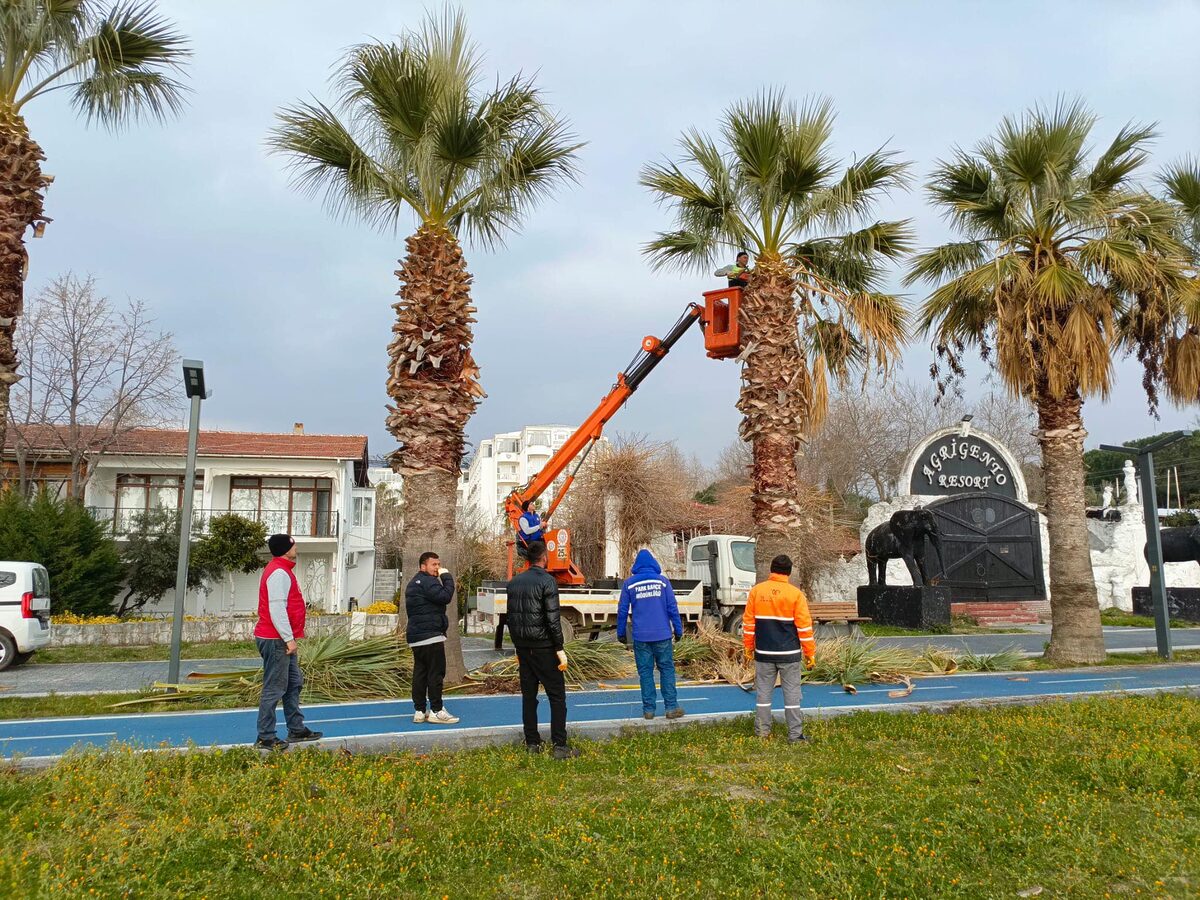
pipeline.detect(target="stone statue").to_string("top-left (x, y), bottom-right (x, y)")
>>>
top-left (1123, 460), bottom-right (1138, 506)
top-left (866, 508), bottom-right (946, 587)
top-left (1102, 485), bottom-right (1114, 509)
top-left (1148, 526), bottom-right (1200, 567)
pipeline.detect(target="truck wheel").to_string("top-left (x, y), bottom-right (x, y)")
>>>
top-left (722, 612), bottom-right (744, 639)
top-left (560, 618), bottom-right (576, 645)
top-left (0, 632), bottom-right (16, 672)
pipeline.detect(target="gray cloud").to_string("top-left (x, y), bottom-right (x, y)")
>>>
top-left (21, 0), bottom-right (1200, 464)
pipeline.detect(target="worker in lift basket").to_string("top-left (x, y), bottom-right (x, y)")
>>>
top-left (516, 499), bottom-right (547, 560)
top-left (714, 250), bottom-right (751, 288)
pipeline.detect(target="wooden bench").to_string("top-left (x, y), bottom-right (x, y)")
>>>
top-left (809, 601), bottom-right (871, 639)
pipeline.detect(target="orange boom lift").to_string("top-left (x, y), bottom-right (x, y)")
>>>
top-left (503, 287), bottom-right (742, 584)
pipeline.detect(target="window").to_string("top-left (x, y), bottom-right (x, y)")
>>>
top-left (690, 544), bottom-right (710, 562)
top-left (0, 572), bottom-right (14, 588)
top-left (731, 541), bottom-right (756, 573)
top-left (115, 473), bottom-right (204, 531)
top-left (497, 439), bottom-right (520, 454)
top-left (483, 444), bottom-right (492, 458)
top-left (32, 566), bottom-right (49, 596)
top-left (352, 496), bottom-right (373, 528)
top-left (527, 430), bottom-right (550, 448)
top-left (230, 477), bottom-right (333, 536)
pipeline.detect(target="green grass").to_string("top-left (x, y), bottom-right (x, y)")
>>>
top-left (1024, 649), bottom-right (1200, 669)
top-left (29, 641), bottom-right (260, 664)
top-left (1099, 608), bottom-right (1198, 629)
top-left (0, 695), bottom-right (1197, 897)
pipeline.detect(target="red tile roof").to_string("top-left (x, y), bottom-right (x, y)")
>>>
top-left (4, 424), bottom-right (367, 460)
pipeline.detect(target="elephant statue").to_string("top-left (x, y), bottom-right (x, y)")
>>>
top-left (866, 508), bottom-right (946, 587)
top-left (1147, 525), bottom-right (1200, 566)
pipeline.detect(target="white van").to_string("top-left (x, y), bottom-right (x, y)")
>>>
top-left (0, 562), bottom-right (52, 670)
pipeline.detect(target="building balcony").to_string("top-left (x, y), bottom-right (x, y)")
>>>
top-left (88, 507), bottom-right (340, 539)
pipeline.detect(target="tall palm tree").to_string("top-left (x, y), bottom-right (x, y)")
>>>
top-left (0, 0), bottom-right (189, 451)
top-left (642, 93), bottom-right (912, 578)
top-left (907, 102), bottom-right (1194, 664)
top-left (268, 10), bottom-right (580, 681)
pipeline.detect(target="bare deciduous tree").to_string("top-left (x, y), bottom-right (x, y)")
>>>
top-left (7, 274), bottom-right (180, 497)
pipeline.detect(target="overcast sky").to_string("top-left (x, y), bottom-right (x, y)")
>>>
top-left (21, 0), bottom-right (1200, 465)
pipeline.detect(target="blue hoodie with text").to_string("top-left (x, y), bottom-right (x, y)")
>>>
top-left (616, 549), bottom-right (682, 643)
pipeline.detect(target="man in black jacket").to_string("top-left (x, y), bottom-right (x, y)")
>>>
top-left (405, 551), bottom-right (459, 725)
top-left (505, 541), bottom-right (578, 759)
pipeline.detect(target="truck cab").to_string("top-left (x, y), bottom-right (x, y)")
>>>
top-left (685, 534), bottom-right (757, 634)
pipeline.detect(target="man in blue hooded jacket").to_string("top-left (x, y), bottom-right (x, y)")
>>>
top-left (617, 549), bottom-right (685, 720)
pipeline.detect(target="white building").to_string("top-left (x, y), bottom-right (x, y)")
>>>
top-left (459, 424), bottom-right (603, 533)
top-left (6, 424), bottom-right (377, 615)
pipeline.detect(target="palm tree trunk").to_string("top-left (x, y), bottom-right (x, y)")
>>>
top-left (386, 224), bottom-right (484, 685)
top-left (0, 107), bottom-right (48, 454)
top-left (1037, 388), bottom-right (1105, 664)
top-left (737, 256), bottom-right (809, 581)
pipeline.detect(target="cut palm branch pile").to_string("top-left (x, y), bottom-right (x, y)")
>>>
top-left (673, 622), bottom-right (1023, 689)
top-left (468, 640), bottom-right (634, 689)
top-left (110, 633), bottom-right (413, 708)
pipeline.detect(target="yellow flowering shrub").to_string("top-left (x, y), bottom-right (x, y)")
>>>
top-left (363, 601), bottom-right (398, 615)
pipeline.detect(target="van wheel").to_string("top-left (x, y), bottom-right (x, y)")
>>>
top-left (0, 633), bottom-right (16, 672)
top-left (722, 612), bottom-right (744, 639)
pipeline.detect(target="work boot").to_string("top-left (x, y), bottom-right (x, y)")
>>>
top-left (665, 708), bottom-right (685, 720)
top-left (426, 708), bottom-right (460, 725)
top-left (287, 728), bottom-right (324, 742)
top-left (525, 742), bottom-right (545, 754)
top-left (788, 734), bottom-right (809, 745)
top-left (552, 745), bottom-right (581, 760)
top-left (254, 737), bottom-right (289, 752)
top-left (643, 711), bottom-right (655, 720)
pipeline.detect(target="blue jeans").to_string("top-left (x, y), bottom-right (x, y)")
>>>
top-left (256, 637), bottom-right (305, 741)
top-left (633, 639), bottom-right (678, 713)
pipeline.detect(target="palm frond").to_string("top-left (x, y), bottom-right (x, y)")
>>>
top-left (70, 0), bottom-right (190, 126)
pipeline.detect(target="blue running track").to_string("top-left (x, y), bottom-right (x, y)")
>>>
top-left (3, 664), bottom-right (1198, 764)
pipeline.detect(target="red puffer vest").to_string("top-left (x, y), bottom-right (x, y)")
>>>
top-left (254, 557), bottom-right (306, 640)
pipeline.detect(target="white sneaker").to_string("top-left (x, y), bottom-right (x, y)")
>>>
top-left (426, 708), bottom-right (460, 725)
top-left (413, 710), bottom-right (426, 724)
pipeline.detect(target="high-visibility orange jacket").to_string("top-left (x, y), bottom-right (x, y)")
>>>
top-left (743, 573), bottom-right (815, 664)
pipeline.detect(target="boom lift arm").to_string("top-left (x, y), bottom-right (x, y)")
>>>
top-left (503, 302), bottom-right (706, 584)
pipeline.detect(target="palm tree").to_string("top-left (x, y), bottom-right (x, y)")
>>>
top-left (268, 9), bottom-right (580, 681)
top-left (907, 102), bottom-right (1194, 664)
top-left (0, 0), bottom-right (189, 451)
top-left (642, 93), bottom-right (912, 578)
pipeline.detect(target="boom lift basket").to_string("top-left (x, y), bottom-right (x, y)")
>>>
top-left (702, 287), bottom-right (742, 359)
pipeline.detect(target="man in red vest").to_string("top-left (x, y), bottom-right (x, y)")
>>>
top-left (253, 533), bottom-right (323, 750)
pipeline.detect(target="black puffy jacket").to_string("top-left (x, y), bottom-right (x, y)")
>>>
top-left (405, 571), bottom-right (455, 645)
top-left (505, 566), bottom-right (563, 650)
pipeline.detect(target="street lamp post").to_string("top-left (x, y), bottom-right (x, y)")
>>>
top-left (167, 360), bottom-right (210, 687)
top-left (1099, 432), bottom-right (1191, 660)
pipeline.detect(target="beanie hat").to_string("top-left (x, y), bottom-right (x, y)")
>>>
top-left (268, 534), bottom-right (295, 557)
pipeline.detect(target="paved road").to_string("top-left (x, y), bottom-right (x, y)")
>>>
top-left (872, 626), bottom-right (1200, 656)
top-left (3, 663), bottom-right (1197, 765)
top-left (2, 629), bottom-right (1196, 698)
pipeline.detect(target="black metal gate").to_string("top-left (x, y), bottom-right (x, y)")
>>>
top-left (926, 492), bottom-right (1045, 602)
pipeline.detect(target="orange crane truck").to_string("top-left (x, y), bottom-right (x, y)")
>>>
top-left (475, 287), bottom-right (744, 643)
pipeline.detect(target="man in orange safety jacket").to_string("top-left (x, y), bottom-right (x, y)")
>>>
top-left (742, 554), bottom-right (815, 743)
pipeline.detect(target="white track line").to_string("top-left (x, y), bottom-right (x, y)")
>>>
top-left (1038, 676), bottom-right (1139, 685)
top-left (2, 731), bottom-right (117, 742)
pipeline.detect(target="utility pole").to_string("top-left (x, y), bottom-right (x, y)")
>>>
top-left (1100, 432), bottom-right (1190, 660)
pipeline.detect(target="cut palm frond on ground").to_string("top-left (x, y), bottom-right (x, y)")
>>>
top-left (110, 634), bottom-right (413, 707)
top-left (469, 640), bottom-right (635, 689)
